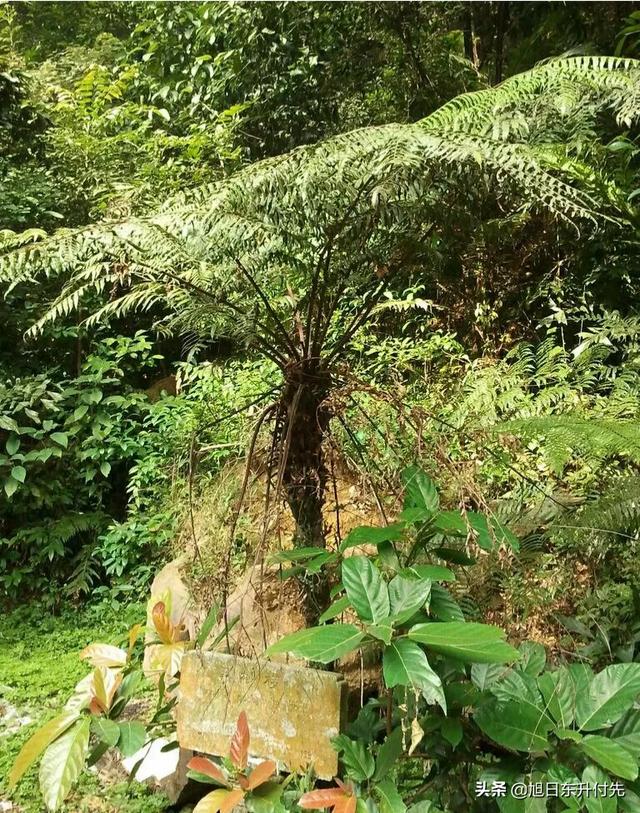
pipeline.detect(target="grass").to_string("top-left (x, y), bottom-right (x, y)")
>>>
top-left (0, 601), bottom-right (169, 813)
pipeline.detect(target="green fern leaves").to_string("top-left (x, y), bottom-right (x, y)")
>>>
top-left (1, 57), bottom-right (639, 352)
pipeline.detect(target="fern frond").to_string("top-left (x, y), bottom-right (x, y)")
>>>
top-left (423, 56), bottom-right (640, 137)
top-left (550, 475), bottom-right (640, 543)
top-left (497, 415), bottom-right (640, 473)
top-left (2, 57), bottom-right (639, 348)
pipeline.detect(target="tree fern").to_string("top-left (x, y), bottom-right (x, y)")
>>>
top-left (3, 56), bottom-right (640, 345)
top-left (3, 56), bottom-right (640, 553)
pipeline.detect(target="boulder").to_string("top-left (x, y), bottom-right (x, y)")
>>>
top-left (213, 563), bottom-right (307, 660)
top-left (143, 558), bottom-right (198, 678)
top-left (121, 739), bottom-right (196, 805)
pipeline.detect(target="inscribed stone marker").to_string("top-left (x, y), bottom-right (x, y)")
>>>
top-left (176, 651), bottom-right (346, 779)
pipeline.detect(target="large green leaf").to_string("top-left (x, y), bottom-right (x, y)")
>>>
top-left (388, 574), bottom-right (431, 625)
top-left (545, 764), bottom-right (581, 812)
top-left (400, 565), bottom-right (455, 583)
top-left (516, 642), bottom-right (546, 676)
top-left (340, 524), bottom-right (405, 553)
top-left (620, 788), bottom-right (640, 813)
top-left (432, 511), bottom-right (467, 536)
top-left (376, 778), bottom-right (407, 813)
top-left (470, 663), bottom-right (509, 691)
top-left (8, 711), bottom-right (80, 788)
top-left (491, 670), bottom-right (553, 728)
top-left (117, 721), bottom-right (147, 757)
top-left (611, 709), bottom-right (640, 757)
top-left (332, 735), bottom-right (375, 782)
top-left (538, 668), bottom-right (575, 728)
top-left (429, 583), bottom-right (465, 622)
top-left (342, 556), bottom-right (390, 623)
top-left (435, 547), bottom-right (476, 566)
top-left (440, 718), bottom-right (463, 749)
top-left (465, 512), bottom-right (493, 550)
top-left (366, 620), bottom-right (394, 645)
top-left (319, 596), bottom-right (350, 623)
top-left (408, 622), bottom-right (519, 664)
top-left (402, 466), bottom-right (439, 512)
top-left (580, 734), bottom-right (638, 780)
top-left (91, 717), bottom-right (120, 748)
top-left (576, 664), bottom-right (640, 731)
top-left (383, 639), bottom-right (445, 712)
top-left (475, 698), bottom-right (552, 752)
top-left (582, 765), bottom-right (617, 813)
top-left (39, 717), bottom-right (90, 811)
top-left (265, 624), bottom-right (364, 663)
top-left (373, 728), bottom-right (404, 781)
top-left (569, 663), bottom-right (594, 695)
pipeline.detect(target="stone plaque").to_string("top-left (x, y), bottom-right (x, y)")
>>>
top-left (176, 652), bottom-right (346, 779)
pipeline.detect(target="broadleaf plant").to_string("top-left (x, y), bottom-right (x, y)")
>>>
top-left (267, 468), bottom-right (640, 811)
top-left (187, 712), bottom-right (279, 813)
top-left (266, 467), bottom-right (520, 713)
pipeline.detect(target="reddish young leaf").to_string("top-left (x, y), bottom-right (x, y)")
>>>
top-left (243, 759), bottom-right (276, 790)
top-left (334, 794), bottom-right (356, 813)
top-left (229, 711), bottom-right (249, 769)
top-left (152, 602), bottom-right (176, 644)
top-left (187, 756), bottom-right (230, 787)
top-left (299, 788), bottom-right (349, 809)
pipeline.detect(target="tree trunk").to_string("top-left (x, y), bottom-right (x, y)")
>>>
top-left (279, 358), bottom-right (332, 620)
top-left (494, 1), bottom-right (509, 85)
top-left (280, 359), bottom-right (331, 549)
top-left (463, 8), bottom-right (480, 70)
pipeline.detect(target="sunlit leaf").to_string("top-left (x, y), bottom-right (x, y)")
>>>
top-left (408, 622), bottom-right (519, 664)
top-left (402, 466), bottom-right (439, 512)
top-left (266, 624), bottom-right (364, 663)
top-left (127, 623), bottom-right (144, 658)
top-left (8, 711), bottom-right (80, 788)
top-left (300, 787), bottom-right (352, 809)
top-left (193, 787), bottom-right (245, 813)
top-left (80, 643), bottom-right (127, 669)
top-left (90, 666), bottom-right (122, 713)
top-left (383, 639), bottom-right (445, 712)
top-left (152, 601), bottom-right (178, 644)
top-left (342, 556), bottom-right (389, 623)
top-left (39, 717), bottom-right (90, 811)
top-left (91, 717), bottom-right (120, 748)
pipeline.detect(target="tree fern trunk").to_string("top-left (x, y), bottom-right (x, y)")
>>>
top-left (280, 360), bottom-right (331, 549)
top-left (280, 360), bottom-right (331, 620)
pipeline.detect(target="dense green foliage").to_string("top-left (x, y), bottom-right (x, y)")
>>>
top-left (3, 3), bottom-right (640, 811)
